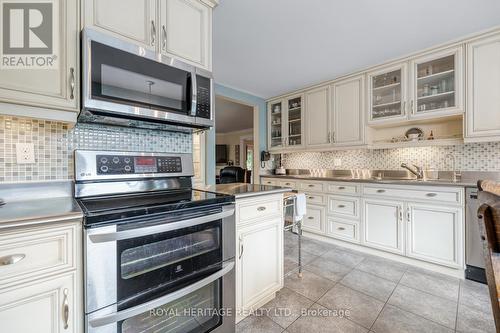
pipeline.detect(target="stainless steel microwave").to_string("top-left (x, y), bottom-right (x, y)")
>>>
top-left (79, 28), bottom-right (213, 131)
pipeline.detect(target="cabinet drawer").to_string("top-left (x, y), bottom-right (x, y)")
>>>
top-left (0, 224), bottom-right (77, 288)
top-left (327, 183), bottom-right (360, 195)
top-left (238, 196), bottom-right (282, 223)
top-left (363, 185), bottom-right (463, 205)
top-left (304, 193), bottom-right (326, 205)
top-left (299, 182), bottom-right (324, 192)
top-left (261, 178), bottom-right (278, 186)
top-left (279, 180), bottom-right (297, 189)
top-left (327, 217), bottom-right (358, 242)
top-left (303, 205), bottom-right (324, 233)
top-left (328, 195), bottom-right (360, 219)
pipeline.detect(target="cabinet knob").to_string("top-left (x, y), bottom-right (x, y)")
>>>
top-left (257, 206), bottom-right (266, 211)
top-left (376, 189), bottom-right (386, 193)
top-left (308, 184), bottom-right (314, 188)
top-left (338, 186), bottom-right (346, 190)
top-left (337, 227), bottom-right (345, 231)
top-left (0, 253), bottom-right (25, 266)
top-left (308, 216), bottom-right (314, 220)
top-left (426, 193), bottom-right (437, 197)
top-left (337, 204), bottom-right (346, 208)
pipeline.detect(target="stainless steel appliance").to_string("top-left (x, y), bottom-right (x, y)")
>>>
top-left (80, 29), bottom-right (213, 132)
top-left (465, 187), bottom-right (486, 283)
top-left (75, 150), bottom-right (235, 333)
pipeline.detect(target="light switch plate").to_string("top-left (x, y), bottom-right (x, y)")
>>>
top-left (334, 158), bottom-right (342, 167)
top-left (16, 143), bottom-right (35, 164)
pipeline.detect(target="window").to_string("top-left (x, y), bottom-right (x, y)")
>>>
top-left (193, 132), bottom-right (205, 185)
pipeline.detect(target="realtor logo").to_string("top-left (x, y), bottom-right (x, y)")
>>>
top-left (1, 1), bottom-right (58, 69)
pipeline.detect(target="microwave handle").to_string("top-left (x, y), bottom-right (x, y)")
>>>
top-left (88, 207), bottom-right (234, 243)
top-left (190, 70), bottom-right (198, 116)
top-left (88, 259), bottom-right (235, 328)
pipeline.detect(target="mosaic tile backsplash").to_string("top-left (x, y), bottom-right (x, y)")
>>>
top-left (283, 142), bottom-right (500, 172)
top-left (0, 116), bottom-right (192, 182)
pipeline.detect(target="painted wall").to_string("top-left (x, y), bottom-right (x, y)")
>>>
top-left (206, 84), bottom-right (267, 184)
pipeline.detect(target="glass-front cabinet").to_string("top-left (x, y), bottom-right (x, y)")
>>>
top-left (268, 95), bottom-right (304, 151)
top-left (410, 47), bottom-right (463, 118)
top-left (368, 63), bottom-right (408, 124)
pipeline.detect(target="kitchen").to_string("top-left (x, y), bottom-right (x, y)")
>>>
top-left (1, 1), bottom-right (500, 333)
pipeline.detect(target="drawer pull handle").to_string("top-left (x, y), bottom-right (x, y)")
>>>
top-left (426, 193), bottom-right (437, 197)
top-left (285, 183), bottom-right (291, 186)
top-left (376, 189), bottom-right (386, 193)
top-left (337, 204), bottom-right (346, 208)
top-left (337, 227), bottom-right (346, 231)
top-left (257, 206), bottom-right (266, 211)
top-left (308, 216), bottom-right (314, 220)
top-left (69, 68), bottom-right (75, 100)
top-left (308, 196), bottom-right (315, 200)
top-left (338, 186), bottom-right (346, 190)
top-left (63, 288), bottom-right (69, 329)
top-left (0, 253), bottom-right (25, 266)
top-left (308, 184), bottom-right (314, 187)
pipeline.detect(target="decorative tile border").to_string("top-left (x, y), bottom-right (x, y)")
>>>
top-left (283, 142), bottom-right (500, 172)
top-left (0, 116), bottom-right (192, 182)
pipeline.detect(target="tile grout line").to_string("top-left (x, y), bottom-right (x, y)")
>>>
top-left (455, 281), bottom-right (461, 332)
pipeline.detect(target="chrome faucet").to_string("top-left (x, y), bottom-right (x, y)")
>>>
top-left (401, 163), bottom-right (424, 180)
top-left (445, 153), bottom-right (461, 182)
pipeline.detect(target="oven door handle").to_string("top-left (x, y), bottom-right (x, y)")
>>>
top-left (88, 208), bottom-right (235, 243)
top-left (88, 259), bottom-right (235, 328)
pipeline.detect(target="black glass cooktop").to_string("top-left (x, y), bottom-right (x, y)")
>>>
top-left (77, 189), bottom-right (234, 226)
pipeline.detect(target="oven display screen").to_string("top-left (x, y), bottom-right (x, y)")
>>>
top-left (134, 157), bottom-right (157, 173)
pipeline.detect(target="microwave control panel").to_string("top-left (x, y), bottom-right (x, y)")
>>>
top-left (196, 75), bottom-right (211, 119)
top-left (96, 155), bottom-right (182, 175)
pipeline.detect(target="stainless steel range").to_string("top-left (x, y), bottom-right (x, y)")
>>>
top-left (74, 150), bottom-right (235, 333)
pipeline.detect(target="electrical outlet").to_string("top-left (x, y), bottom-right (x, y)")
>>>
top-left (334, 158), bottom-right (342, 167)
top-left (16, 143), bottom-right (35, 164)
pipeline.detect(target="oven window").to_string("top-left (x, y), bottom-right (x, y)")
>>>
top-left (121, 227), bottom-right (220, 279)
top-left (121, 279), bottom-right (222, 333)
top-left (90, 41), bottom-right (191, 114)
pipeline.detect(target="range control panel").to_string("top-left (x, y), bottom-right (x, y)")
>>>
top-left (96, 155), bottom-right (182, 175)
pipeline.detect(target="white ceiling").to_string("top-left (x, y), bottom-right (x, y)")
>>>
top-left (213, 0), bottom-right (500, 99)
top-left (215, 96), bottom-right (253, 133)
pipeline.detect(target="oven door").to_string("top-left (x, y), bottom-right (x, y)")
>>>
top-left (85, 205), bottom-right (235, 314)
top-left (82, 29), bottom-right (198, 126)
top-left (86, 260), bottom-right (235, 333)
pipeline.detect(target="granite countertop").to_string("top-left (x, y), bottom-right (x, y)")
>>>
top-left (262, 174), bottom-right (477, 187)
top-left (0, 181), bottom-right (83, 229)
top-left (196, 183), bottom-right (292, 199)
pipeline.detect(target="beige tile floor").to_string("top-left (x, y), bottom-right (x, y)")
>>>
top-left (236, 232), bottom-right (496, 333)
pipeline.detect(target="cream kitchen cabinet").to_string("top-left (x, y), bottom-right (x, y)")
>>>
top-left (0, 220), bottom-right (82, 333)
top-left (83, 0), bottom-right (156, 50)
top-left (0, 0), bottom-right (79, 120)
top-left (0, 272), bottom-right (78, 333)
top-left (83, 0), bottom-right (215, 71)
top-left (268, 95), bottom-right (305, 151)
top-left (235, 194), bottom-right (283, 323)
top-left (367, 46), bottom-right (464, 125)
top-left (159, 0), bottom-right (212, 70)
top-left (331, 75), bottom-right (365, 146)
top-left (305, 86), bottom-right (331, 148)
top-left (406, 203), bottom-right (463, 268)
top-left (362, 198), bottom-right (405, 255)
top-left (465, 33), bottom-right (500, 142)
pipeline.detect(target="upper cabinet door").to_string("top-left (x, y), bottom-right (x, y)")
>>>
top-left (466, 33), bottom-right (500, 142)
top-left (285, 95), bottom-right (305, 149)
top-left (409, 46), bottom-right (464, 119)
top-left (83, 0), bottom-right (157, 50)
top-left (305, 86), bottom-right (331, 148)
top-left (332, 75), bottom-right (365, 146)
top-left (367, 63), bottom-right (408, 125)
top-left (159, 0), bottom-right (211, 70)
top-left (0, 0), bottom-right (79, 112)
top-left (268, 100), bottom-right (285, 151)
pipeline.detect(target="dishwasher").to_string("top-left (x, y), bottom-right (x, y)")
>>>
top-left (465, 187), bottom-right (487, 283)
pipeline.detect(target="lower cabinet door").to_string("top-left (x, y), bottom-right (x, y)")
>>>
top-left (406, 203), bottom-right (463, 268)
top-left (302, 205), bottom-right (325, 234)
top-left (236, 218), bottom-right (283, 320)
top-left (362, 199), bottom-right (405, 255)
top-left (0, 272), bottom-right (77, 333)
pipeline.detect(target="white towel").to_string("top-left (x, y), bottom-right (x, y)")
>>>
top-left (294, 193), bottom-right (307, 222)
